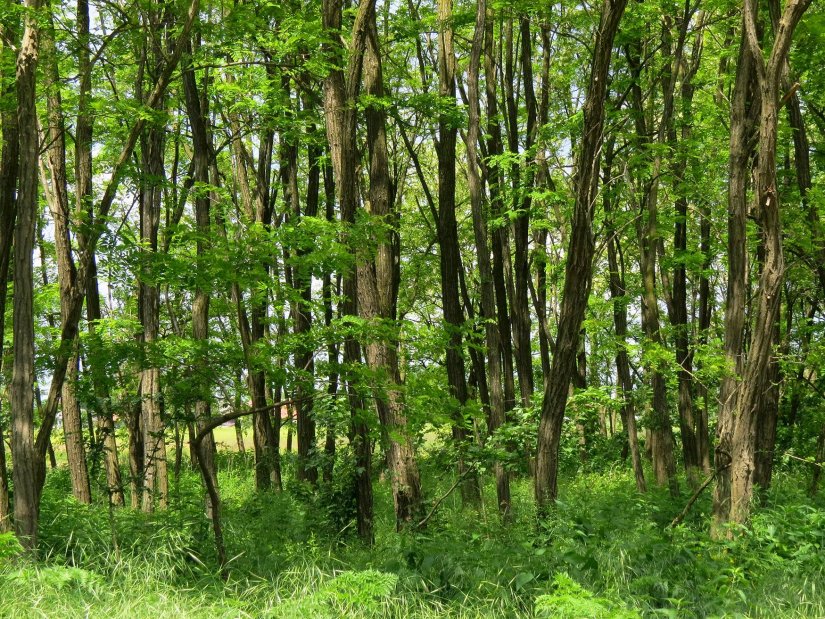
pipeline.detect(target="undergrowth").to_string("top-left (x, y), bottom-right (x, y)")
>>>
top-left (1, 456), bottom-right (823, 618)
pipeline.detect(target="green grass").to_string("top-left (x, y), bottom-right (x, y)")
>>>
top-left (1, 452), bottom-right (824, 618)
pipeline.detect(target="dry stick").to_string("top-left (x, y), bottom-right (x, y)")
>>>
top-left (417, 469), bottom-right (473, 529)
top-left (191, 398), bottom-right (301, 579)
top-left (669, 462), bottom-right (731, 529)
top-left (784, 452), bottom-right (824, 468)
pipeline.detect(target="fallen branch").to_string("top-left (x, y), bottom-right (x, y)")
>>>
top-left (417, 469), bottom-right (473, 529)
top-left (668, 462), bottom-right (730, 529)
top-left (784, 452), bottom-right (824, 468)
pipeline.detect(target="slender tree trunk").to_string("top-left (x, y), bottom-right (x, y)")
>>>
top-left (810, 422), bottom-right (825, 496)
top-left (696, 200), bottom-right (713, 475)
top-left (322, 175), bottom-right (339, 485)
top-left (11, 0), bottom-right (42, 549)
top-left (467, 0), bottom-right (510, 519)
top-left (535, 0), bottom-right (627, 510)
top-left (0, 410), bottom-right (9, 532)
top-left (603, 141), bottom-right (646, 493)
top-left (671, 21), bottom-right (704, 486)
top-left (625, 29), bottom-right (680, 497)
top-left (530, 24), bottom-right (553, 390)
top-left (182, 39), bottom-right (219, 517)
top-left (41, 7), bottom-right (92, 505)
top-left (322, 0), bottom-right (375, 541)
top-left (139, 123), bottom-right (168, 511)
top-left (435, 0), bottom-right (480, 506)
top-left (0, 16), bottom-right (21, 533)
top-left (86, 257), bottom-right (125, 505)
top-left (225, 93), bottom-right (279, 491)
top-left (288, 88), bottom-right (319, 484)
top-left (360, 11), bottom-right (422, 527)
top-left (502, 16), bottom-right (536, 412)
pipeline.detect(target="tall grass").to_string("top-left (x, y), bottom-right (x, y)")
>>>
top-left (1, 454), bottom-right (823, 618)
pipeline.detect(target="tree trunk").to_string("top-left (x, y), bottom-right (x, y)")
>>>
top-left (810, 422), bottom-right (825, 496)
top-left (671, 20), bottom-right (704, 486)
top-left (11, 0), bottom-right (42, 549)
top-left (696, 201), bottom-right (713, 475)
top-left (225, 86), bottom-right (280, 492)
top-left (41, 7), bottom-right (92, 505)
top-left (603, 141), bottom-right (646, 493)
top-left (712, 30), bottom-right (755, 534)
top-left (321, 173), bottom-right (339, 484)
top-left (467, 0), bottom-right (511, 519)
top-left (504, 16), bottom-right (536, 410)
top-left (0, 15), bottom-right (21, 534)
top-left (182, 39), bottom-right (219, 517)
top-left (138, 123), bottom-right (168, 511)
top-left (288, 87), bottom-right (319, 485)
top-left (435, 0), bottom-right (481, 507)
top-left (360, 11), bottom-right (422, 528)
top-left (535, 0), bottom-right (627, 510)
top-left (753, 315), bottom-right (781, 490)
top-left (322, 0), bottom-right (375, 541)
top-left (86, 256), bottom-right (125, 505)
top-left (716, 0), bottom-right (812, 532)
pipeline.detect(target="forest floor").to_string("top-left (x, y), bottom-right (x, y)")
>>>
top-left (1, 449), bottom-right (824, 618)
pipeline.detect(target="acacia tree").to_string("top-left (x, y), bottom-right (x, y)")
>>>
top-left (10, 0), bottom-right (41, 550)
top-left (321, 0), bottom-right (375, 539)
top-left (7, 0), bottom-right (199, 550)
top-left (0, 12), bottom-right (20, 534)
top-left (535, 0), bottom-right (628, 509)
top-left (714, 0), bottom-right (812, 532)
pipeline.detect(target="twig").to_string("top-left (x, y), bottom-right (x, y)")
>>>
top-left (192, 398), bottom-right (301, 448)
top-left (417, 469), bottom-right (473, 529)
top-left (668, 462), bottom-right (730, 529)
top-left (784, 453), bottom-right (824, 468)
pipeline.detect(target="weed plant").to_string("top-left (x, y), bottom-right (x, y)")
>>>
top-left (1, 452), bottom-right (823, 618)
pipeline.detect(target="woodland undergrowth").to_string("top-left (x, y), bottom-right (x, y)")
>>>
top-left (1, 452), bottom-right (823, 618)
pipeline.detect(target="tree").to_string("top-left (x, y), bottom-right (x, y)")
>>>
top-left (10, 0), bottom-right (41, 550)
top-left (535, 0), bottom-right (628, 509)
top-left (714, 0), bottom-right (813, 533)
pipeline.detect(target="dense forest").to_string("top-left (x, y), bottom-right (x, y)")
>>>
top-left (1, 0), bottom-right (824, 615)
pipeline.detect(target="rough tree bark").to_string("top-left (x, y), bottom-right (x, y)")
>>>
top-left (0, 16), bottom-right (21, 533)
top-left (535, 0), bottom-right (627, 510)
top-left (11, 0), bottom-right (42, 550)
top-left (725, 0), bottom-right (811, 528)
top-left (77, 0), bottom-right (124, 506)
top-left (467, 0), bottom-right (511, 518)
top-left (359, 8), bottom-right (423, 528)
top-left (436, 0), bottom-right (481, 507)
top-left (181, 38), bottom-right (219, 516)
top-left (711, 26), bottom-right (756, 534)
top-left (714, 0), bottom-right (812, 533)
top-left (40, 5), bottom-right (92, 504)
top-left (321, 0), bottom-right (375, 541)
top-left (138, 7), bottom-right (171, 510)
